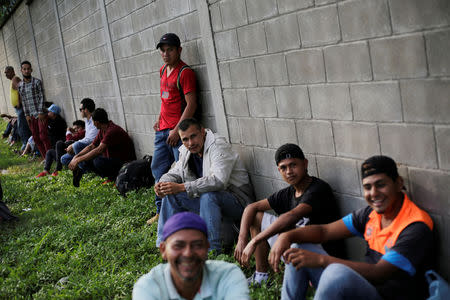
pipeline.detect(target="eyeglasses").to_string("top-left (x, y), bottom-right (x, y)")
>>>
top-left (79, 108), bottom-right (84, 112)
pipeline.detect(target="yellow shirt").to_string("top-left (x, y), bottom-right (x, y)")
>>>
top-left (10, 81), bottom-right (19, 107)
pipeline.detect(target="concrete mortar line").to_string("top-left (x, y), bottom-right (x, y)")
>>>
top-left (98, 0), bottom-right (127, 130)
top-left (52, 0), bottom-right (77, 120)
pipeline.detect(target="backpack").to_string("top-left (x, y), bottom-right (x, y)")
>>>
top-left (115, 155), bottom-right (155, 196)
top-left (160, 64), bottom-right (201, 121)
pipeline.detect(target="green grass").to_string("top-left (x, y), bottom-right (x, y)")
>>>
top-left (0, 122), bottom-right (309, 299)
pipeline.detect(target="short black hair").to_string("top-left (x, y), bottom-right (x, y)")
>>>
top-left (73, 120), bottom-right (85, 128)
top-left (275, 144), bottom-right (305, 165)
top-left (4, 66), bottom-right (13, 72)
top-left (178, 118), bottom-right (202, 131)
top-left (80, 98), bottom-right (95, 113)
top-left (92, 108), bottom-right (109, 124)
top-left (21, 60), bottom-right (32, 68)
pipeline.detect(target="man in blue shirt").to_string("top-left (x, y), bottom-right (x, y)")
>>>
top-left (133, 212), bottom-right (249, 300)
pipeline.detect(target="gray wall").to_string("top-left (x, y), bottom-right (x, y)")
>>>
top-left (0, 0), bottom-right (449, 278)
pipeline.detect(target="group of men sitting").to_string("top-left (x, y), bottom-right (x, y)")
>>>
top-left (133, 116), bottom-right (434, 300)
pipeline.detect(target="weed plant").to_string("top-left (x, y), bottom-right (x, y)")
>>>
top-left (0, 122), bottom-right (312, 299)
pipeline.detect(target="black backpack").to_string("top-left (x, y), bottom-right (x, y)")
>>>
top-left (115, 155), bottom-right (155, 196)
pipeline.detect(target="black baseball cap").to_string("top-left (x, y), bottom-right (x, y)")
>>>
top-left (275, 143), bottom-right (305, 165)
top-left (156, 33), bottom-right (181, 49)
top-left (361, 155), bottom-right (399, 181)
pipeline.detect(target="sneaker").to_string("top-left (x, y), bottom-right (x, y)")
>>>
top-left (72, 167), bottom-right (83, 187)
top-left (36, 171), bottom-right (49, 178)
top-left (247, 272), bottom-right (269, 287)
top-left (51, 171), bottom-right (59, 176)
top-left (146, 214), bottom-right (159, 225)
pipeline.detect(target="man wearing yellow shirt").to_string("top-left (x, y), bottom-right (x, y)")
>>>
top-left (4, 66), bottom-right (31, 151)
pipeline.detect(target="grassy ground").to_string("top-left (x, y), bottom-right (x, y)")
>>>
top-left (0, 123), bottom-right (289, 299)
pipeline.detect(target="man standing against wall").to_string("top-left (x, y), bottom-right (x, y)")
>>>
top-left (4, 66), bottom-right (31, 151)
top-left (18, 60), bottom-right (50, 159)
top-left (148, 33), bottom-right (198, 225)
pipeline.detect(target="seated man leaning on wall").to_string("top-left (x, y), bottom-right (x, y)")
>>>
top-left (234, 143), bottom-right (343, 285)
top-left (133, 212), bottom-right (250, 300)
top-left (68, 108), bottom-right (136, 187)
top-left (155, 118), bottom-right (254, 252)
top-left (269, 155), bottom-right (434, 300)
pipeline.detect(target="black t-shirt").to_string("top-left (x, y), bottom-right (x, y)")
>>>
top-left (347, 206), bottom-right (434, 300)
top-left (267, 177), bottom-right (340, 226)
top-left (268, 177), bottom-right (345, 258)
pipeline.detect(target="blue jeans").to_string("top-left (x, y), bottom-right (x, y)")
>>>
top-left (15, 107), bottom-right (31, 151)
top-left (314, 264), bottom-right (382, 300)
top-left (156, 191), bottom-right (243, 250)
top-left (282, 243), bottom-right (328, 300)
top-left (60, 141), bottom-right (90, 166)
top-left (151, 129), bottom-right (181, 214)
top-left (78, 156), bottom-right (123, 180)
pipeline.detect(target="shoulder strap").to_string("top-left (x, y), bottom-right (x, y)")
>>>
top-left (160, 64), bottom-right (168, 78)
top-left (177, 65), bottom-right (191, 94)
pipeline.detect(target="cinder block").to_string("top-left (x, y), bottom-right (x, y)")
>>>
top-left (265, 13), bottom-right (301, 52)
top-left (315, 0), bottom-right (336, 5)
top-left (182, 12), bottom-right (201, 41)
top-left (336, 193), bottom-right (366, 218)
top-left (220, 0), bottom-right (248, 30)
top-left (296, 120), bottom-right (335, 155)
top-left (426, 29), bottom-right (450, 76)
top-left (180, 40), bottom-right (201, 66)
top-left (209, 2), bottom-right (222, 32)
top-left (379, 124), bottom-right (437, 169)
top-left (246, 0), bottom-right (277, 23)
top-left (316, 156), bottom-right (361, 195)
top-left (338, 0), bottom-right (391, 41)
top-left (389, 0), bottom-right (450, 33)
top-left (231, 144), bottom-right (255, 174)
top-left (297, 5), bottom-right (340, 48)
top-left (286, 49), bottom-right (325, 84)
top-left (237, 23), bottom-right (267, 57)
top-left (223, 89), bottom-right (249, 117)
top-left (350, 82), bottom-right (402, 122)
top-left (435, 126), bottom-right (450, 170)
top-left (239, 118), bottom-right (267, 146)
top-left (112, 34), bottom-right (143, 59)
top-left (110, 15), bottom-right (133, 41)
top-left (254, 147), bottom-right (278, 177)
top-left (305, 154), bottom-right (318, 177)
top-left (251, 175), bottom-right (278, 200)
top-left (333, 121), bottom-right (380, 159)
top-left (228, 117), bottom-right (241, 143)
top-left (247, 88), bottom-right (277, 117)
top-left (409, 167), bottom-right (450, 216)
top-left (192, 65), bottom-right (210, 91)
top-left (255, 54), bottom-right (289, 86)
top-left (218, 62), bottom-right (231, 88)
top-left (370, 34), bottom-right (427, 80)
top-left (428, 214), bottom-right (450, 280)
top-left (401, 79), bottom-right (450, 123)
top-left (309, 84), bottom-right (352, 120)
top-left (199, 91), bottom-right (214, 117)
top-left (274, 85), bottom-right (311, 119)
top-left (324, 42), bottom-right (372, 82)
top-left (265, 119), bottom-right (298, 149)
top-left (278, 0), bottom-right (313, 14)
top-left (214, 29), bottom-right (240, 60)
top-left (229, 58), bottom-right (257, 88)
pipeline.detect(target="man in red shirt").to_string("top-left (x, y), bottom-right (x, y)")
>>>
top-left (148, 33), bottom-right (197, 224)
top-left (68, 108), bottom-right (136, 187)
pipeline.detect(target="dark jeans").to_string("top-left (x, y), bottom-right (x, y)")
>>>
top-left (44, 140), bottom-right (73, 172)
top-left (15, 107), bottom-right (31, 150)
top-left (79, 156), bottom-right (124, 181)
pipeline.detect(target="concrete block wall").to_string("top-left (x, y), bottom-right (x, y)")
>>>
top-left (0, 0), bottom-right (448, 278)
top-left (211, 0), bottom-right (450, 276)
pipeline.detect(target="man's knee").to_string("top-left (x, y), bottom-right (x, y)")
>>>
top-left (318, 263), bottom-right (352, 290)
top-left (73, 141), bottom-right (86, 154)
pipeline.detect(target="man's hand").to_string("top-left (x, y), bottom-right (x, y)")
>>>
top-left (155, 182), bottom-right (184, 197)
top-left (66, 144), bottom-right (74, 155)
top-left (269, 232), bottom-right (292, 273)
top-left (166, 129), bottom-right (180, 146)
top-left (38, 113), bottom-right (46, 121)
top-left (283, 248), bottom-right (325, 270)
top-left (153, 121), bottom-right (159, 131)
top-left (238, 239), bottom-right (258, 267)
top-left (26, 116), bottom-right (31, 122)
top-left (68, 157), bottom-right (79, 171)
top-left (234, 239), bottom-right (248, 266)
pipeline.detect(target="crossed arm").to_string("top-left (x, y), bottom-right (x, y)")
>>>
top-left (268, 220), bottom-right (400, 284)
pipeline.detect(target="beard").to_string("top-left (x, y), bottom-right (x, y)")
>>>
top-left (175, 256), bottom-right (205, 282)
top-left (23, 75), bottom-right (31, 79)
